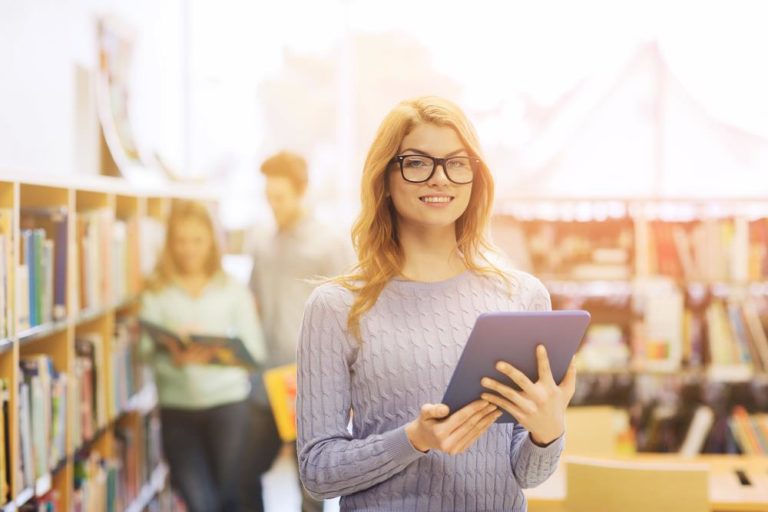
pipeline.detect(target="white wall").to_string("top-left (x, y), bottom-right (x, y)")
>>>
top-left (0, 0), bottom-right (186, 176)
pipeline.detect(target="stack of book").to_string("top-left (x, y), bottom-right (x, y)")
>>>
top-left (111, 411), bottom-right (163, 509)
top-left (18, 355), bottom-right (67, 489)
top-left (77, 208), bottom-right (114, 312)
top-left (18, 207), bottom-right (68, 330)
top-left (729, 405), bottom-right (768, 455)
top-left (111, 319), bottom-right (148, 415)
top-left (73, 334), bottom-right (107, 446)
top-left (72, 452), bottom-right (118, 512)
top-left (111, 217), bottom-right (142, 304)
top-left (642, 217), bottom-right (768, 282)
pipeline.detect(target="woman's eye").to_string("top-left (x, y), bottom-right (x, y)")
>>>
top-left (404, 158), bottom-right (427, 168)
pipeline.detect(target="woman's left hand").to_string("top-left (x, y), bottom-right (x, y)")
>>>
top-left (480, 345), bottom-right (577, 446)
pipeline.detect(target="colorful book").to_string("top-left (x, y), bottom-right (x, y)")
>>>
top-left (263, 364), bottom-right (298, 442)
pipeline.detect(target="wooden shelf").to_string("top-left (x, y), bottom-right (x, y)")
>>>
top-left (0, 176), bottom-right (193, 509)
top-left (17, 320), bottom-right (68, 344)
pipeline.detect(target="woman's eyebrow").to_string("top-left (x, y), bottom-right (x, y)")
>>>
top-left (400, 148), bottom-right (468, 157)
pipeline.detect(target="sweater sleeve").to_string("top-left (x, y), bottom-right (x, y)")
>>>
top-left (508, 272), bottom-right (563, 488)
top-left (296, 285), bottom-right (426, 500)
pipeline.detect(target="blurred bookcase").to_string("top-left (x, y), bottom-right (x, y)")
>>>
top-left (493, 196), bottom-right (768, 455)
top-left (0, 174), bottom-right (209, 511)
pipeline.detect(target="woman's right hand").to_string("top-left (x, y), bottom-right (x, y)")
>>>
top-left (405, 400), bottom-right (501, 455)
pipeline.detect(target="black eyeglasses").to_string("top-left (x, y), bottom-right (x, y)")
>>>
top-left (391, 154), bottom-right (480, 184)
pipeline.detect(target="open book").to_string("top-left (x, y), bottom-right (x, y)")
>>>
top-left (139, 319), bottom-right (260, 370)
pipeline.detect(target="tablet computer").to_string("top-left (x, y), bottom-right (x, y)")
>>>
top-left (441, 310), bottom-right (591, 423)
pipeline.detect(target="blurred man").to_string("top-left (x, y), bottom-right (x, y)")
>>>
top-left (243, 151), bottom-right (353, 512)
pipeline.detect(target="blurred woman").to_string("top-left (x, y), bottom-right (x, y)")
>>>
top-left (141, 200), bottom-right (266, 512)
top-left (296, 97), bottom-right (576, 511)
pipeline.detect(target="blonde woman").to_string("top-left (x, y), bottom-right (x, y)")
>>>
top-left (140, 200), bottom-right (266, 512)
top-left (297, 97), bottom-right (576, 511)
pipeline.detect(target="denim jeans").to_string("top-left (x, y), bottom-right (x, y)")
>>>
top-left (160, 400), bottom-right (249, 512)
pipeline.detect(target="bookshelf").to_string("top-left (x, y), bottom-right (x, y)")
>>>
top-left (493, 196), bottom-right (768, 455)
top-left (0, 174), bottom-right (212, 511)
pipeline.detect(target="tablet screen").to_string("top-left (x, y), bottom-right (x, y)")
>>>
top-left (441, 310), bottom-right (590, 423)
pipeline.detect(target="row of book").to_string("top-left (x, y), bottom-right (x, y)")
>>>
top-left (112, 319), bottom-right (151, 416)
top-left (19, 208), bottom-right (68, 330)
top-left (493, 215), bottom-right (768, 283)
top-left (18, 355), bottom-right (67, 492)
top-left (572, 373), bottom-right (768, 453)
top-left (73, 334), bottom-right (107, 446)
top-left (574, 293), bottom-right (768, 377)
top-left (72, 412), bottom-right (164, 512)
top-left (640, 218), bottom-right (768, 283)
top-left (73, 452), bottom-right (117, 512)
top-left (9, 207), bottom-right (167, 332)
top-left (729, 406), bottom-right (768, 455)
top-left (78, 208), bottom-right (149, 311)
top-left (492, 216), bottom-right (634, 280)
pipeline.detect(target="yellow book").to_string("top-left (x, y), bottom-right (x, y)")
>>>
top-left (263, 364), bottom-right (298, 442)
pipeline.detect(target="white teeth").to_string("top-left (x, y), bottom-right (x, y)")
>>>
top-left (420, 196), bottom-right (452, 203)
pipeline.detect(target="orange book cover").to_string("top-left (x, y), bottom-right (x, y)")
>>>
top-left (263, 364), bottom-right (298, 442)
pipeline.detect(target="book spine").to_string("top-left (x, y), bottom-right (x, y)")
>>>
top-left (53, 213), bottom-right (67, 320)
top-left (42, 239), bottom-right (54, 325)
top-left (33, 229), bottom-right (45, 326)
top-left (16, 265), bottom-right (30, 332)
top-left (22, 230), bottom-right (36, 327)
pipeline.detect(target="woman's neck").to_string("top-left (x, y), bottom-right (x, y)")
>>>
top-left (176, 270), bottom-right (210, 297)
top-left (398, 224), bottom-right (466, 282)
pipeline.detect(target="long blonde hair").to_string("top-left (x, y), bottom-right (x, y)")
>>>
top-left (146, 199), bottom-right (223, 291)
top-left (337, 96), bottom-right (507, 339)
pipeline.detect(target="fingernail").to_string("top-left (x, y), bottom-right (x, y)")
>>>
top-left (481, 378), bottom-right (491, 386)
top-left (496, 362), bottom-right (506, 371)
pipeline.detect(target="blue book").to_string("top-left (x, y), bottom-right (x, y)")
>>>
top-left (20, 208), bottom-right (68, 322)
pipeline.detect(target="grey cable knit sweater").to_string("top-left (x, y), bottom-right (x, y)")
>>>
top-left (297, 270), bottom-right (563, 511)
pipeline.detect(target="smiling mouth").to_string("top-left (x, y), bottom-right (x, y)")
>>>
top-left (419, 195), bottom-right (454, 203)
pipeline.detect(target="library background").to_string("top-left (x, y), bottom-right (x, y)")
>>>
top-left (2, 1), bottom-right (768, 511)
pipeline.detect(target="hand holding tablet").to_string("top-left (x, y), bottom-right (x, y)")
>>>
top-left (481, 344), bottom-right (578, 445)
top-left (441, 311), bottom-right (590, 427)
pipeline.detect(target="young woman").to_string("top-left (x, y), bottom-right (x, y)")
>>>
top-left (140, 200), bottom-right (266, 512)
top-left (296, 97), bottom-right (576, 511)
